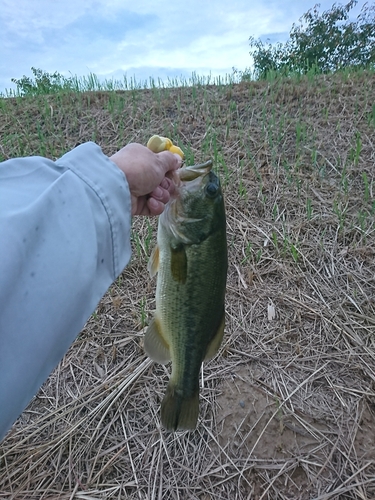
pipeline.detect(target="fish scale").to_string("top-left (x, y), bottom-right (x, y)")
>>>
top-left (144, 161), bottom-right (228, 431)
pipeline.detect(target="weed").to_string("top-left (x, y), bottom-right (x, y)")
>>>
top-left (289, 242), bottom-right (299, 263)
top-left (139, 297), bottom-right (148, 329)
top-left (362, 172), bottom-right (370, 203)
top-left (357, 210), bottom-right (368, 239)
top-left (306, 198), bottom-right (313, 220)
top-left (333, 200), bottom-right (348, 232)
top-left (368, 103), bottom-right (375, 127)
top-left (241, 241), bottom-right (253, 264)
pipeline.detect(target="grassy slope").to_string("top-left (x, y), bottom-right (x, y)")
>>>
top-left (1, 70), bottom-right (375, 499)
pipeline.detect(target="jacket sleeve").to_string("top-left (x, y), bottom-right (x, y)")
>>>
top-left (0, 142), bottom-right (132, 440)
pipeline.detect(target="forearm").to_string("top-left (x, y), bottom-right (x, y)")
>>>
top-left (0, 142), bottom-right (132, 440)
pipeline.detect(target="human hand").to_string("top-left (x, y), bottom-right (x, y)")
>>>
top-left (110, 143), bottom-right (182, 216)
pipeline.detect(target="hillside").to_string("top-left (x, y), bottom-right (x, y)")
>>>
top-left (1, 70), bottom-right (375, 499)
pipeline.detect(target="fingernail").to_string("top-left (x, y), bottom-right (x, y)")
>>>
top-left (149, 197), bottom-right (158, 209)
top-left (154, 187), bottom-right (163, 198)
top-left (174, 154), bottom-right (182, 166)
top-left (149, 197), bottom-right (163, 215)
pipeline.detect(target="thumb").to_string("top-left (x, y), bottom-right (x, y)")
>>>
top-left (156, 151), bottom-right (183, 174)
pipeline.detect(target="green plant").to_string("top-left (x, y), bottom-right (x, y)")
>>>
top-left (145, 220), bottom-right (154, 256)
top-left (131, 223), bottom-right (154, 259)
top-left (11, 67), bottom-right (76, 96)
top-left (216, 153), bottom-right (230, 186)
top-left (357, 210), bottom-right (368, 237)
top-left (368, 103), bottom-right (375, 127)
top-left (241, 241), bottom-right (253, 264)
top-left (341, 163), bottom-right (350, 195)
top-left (362, 172), bottom-right (370, 202)
top-left (333, 200), bottom-right (348, 231)
top-left (349, 131), bottom-right (362, 166)
top-left (238, 161), bottom-right (248, 199)
top-left (289, 242), bottom-right (299, 263)
top-left (131, 230), bottom-right (143, 258)
top-left (139, 297), bottom-right (148, 329)
top-left (249, 1), bottom-right (375, 79)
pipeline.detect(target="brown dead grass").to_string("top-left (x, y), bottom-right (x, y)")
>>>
top-left (1, 70), bottom-right (375, 499)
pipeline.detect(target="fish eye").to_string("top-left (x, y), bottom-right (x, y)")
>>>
top-left (205, 182), bottom-right (218, 198)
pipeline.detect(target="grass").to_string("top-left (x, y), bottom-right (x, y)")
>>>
top-left (1, 67), bottom-right (375, 499)
top-left (1, 69), bottom-right (246, 98)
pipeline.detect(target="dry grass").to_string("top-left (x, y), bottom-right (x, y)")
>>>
top-left (1, 70), bottom-right (375, 499)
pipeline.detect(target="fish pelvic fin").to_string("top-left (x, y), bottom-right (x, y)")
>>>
top-left (161, 384), bottom-right (199, 431)
top-left (144, 317), bottom-right (171, 364)
top-left (204, 310), bottom-right (225, 361)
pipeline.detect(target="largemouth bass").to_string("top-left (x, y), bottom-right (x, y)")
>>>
top-left (144, 160), bottom-right (228, 431)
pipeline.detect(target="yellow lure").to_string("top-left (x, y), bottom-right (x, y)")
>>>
top-left (147, 135), bottom-right (185, 159)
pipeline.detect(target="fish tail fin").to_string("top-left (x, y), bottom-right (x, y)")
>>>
top-left (161, 383), bottom-right (199, 431)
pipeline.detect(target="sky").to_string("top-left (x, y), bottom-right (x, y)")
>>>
top-left (0, 0), bottom-right (369, 93)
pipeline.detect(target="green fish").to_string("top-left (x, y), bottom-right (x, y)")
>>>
top-left (144, 160), bottom-right (228, 431)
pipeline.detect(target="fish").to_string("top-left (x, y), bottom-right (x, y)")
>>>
top-left (144, 160), bottom-right (228, 431)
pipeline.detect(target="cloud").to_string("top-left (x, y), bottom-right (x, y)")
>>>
top-left (0, 0), bottom-right (370, 93)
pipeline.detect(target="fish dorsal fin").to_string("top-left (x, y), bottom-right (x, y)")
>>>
top-left (204, 311), bottom-right (225, 361)
top-left (144, 317), bottom-right (171, 364)
top-left (171, 245), bottom-right (187, 284)
top-left (148, 245), bottom-right (160, 277)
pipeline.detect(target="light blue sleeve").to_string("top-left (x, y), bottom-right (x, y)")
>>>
top-left (0, 142), bottom-right (132, 440)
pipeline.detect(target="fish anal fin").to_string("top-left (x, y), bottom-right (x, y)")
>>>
top-left (147, 245), bottom-right (160, 277)
top-left (170, 245), bottom-right (187, 284)
top-left (204, 312), bottom-right (225, 361)
top-left (144, 317), bottom-right (170, 364)
top-left (161, 384), bottom-right (199, 431)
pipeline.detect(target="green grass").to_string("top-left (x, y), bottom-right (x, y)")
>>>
top-left (1, 67), bottom-right (375, 496)
top-left (1, 68), bottom-right (246, 98)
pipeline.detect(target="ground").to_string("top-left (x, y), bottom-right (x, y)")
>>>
top-left (1, 70), bottom-right (375, 499)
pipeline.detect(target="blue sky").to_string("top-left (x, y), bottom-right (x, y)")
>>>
top-left (0, 0), bottom-right (369, 92)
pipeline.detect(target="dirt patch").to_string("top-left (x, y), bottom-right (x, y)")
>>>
top-left (353, 403), bottom-right (375, 462)
top-left (217, 368), bottom-right (329, 460)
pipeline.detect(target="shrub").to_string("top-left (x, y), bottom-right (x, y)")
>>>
top-left (249, 1), bottom-right (375, 78)
top-left (11, 67), bottom-right (75, 96)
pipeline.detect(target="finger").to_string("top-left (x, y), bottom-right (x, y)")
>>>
top-left (147, 197), bottom-right (165, 216)
top-left (160, 177), bottom-right (177, 196)
top-left (157, 151), bottom-right (182, 174)
top-left (150, 186), bottom-right (170, 204)
top-left (160, 178), bottom-right (171, 190)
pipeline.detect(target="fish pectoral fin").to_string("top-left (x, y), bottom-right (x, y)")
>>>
top-left (204, 311), bottom-right (225, 361)
top-left (144, 317), bottom-right (171, 364)
top-left (147, 245), bottom-right (160, 277)
top-left (170, 245), bottom-right (187, 284)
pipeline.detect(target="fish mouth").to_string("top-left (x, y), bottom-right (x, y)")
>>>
top-left (178, 160), bottom-right (213, 181)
